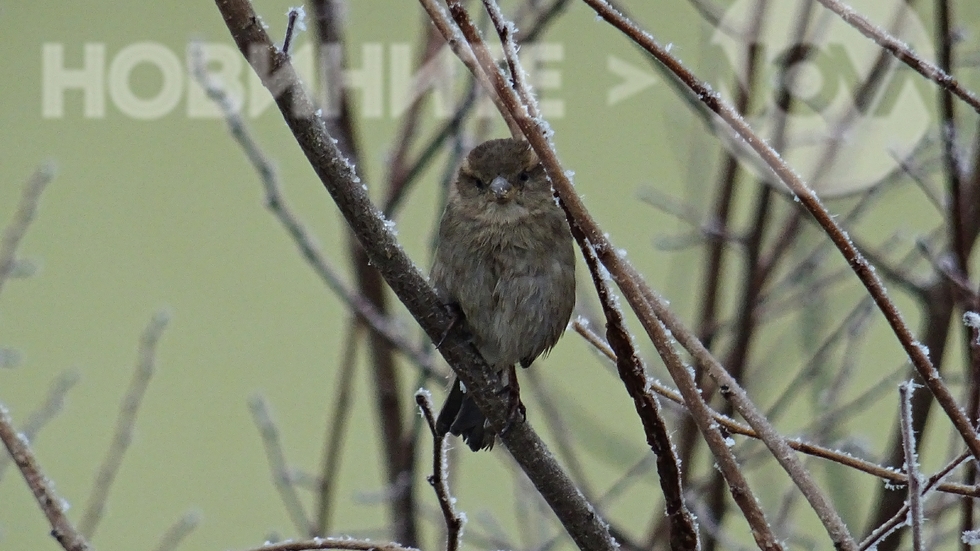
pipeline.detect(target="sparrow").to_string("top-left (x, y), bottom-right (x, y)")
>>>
top-left (431, 138), bottom-right (576, 451)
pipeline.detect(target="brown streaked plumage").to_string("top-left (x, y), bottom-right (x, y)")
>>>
top-left (432, 138), bottom-right (576, 451)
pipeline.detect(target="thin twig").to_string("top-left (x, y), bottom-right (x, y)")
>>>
top-left (480, 0), bottom-right (541, 119)
top-left (571, 319), bottom-right (616, 360)
top-left (236, 538), bottom-right (418, 551)
top-left (684, 0), bottom-right (727, 29)
top-left (248, 395), bottom-right (314, 535)
top-left (189, 43), bottom-right (440, 381)
top-left (0, 402), bottom-right (89, 551)
top-left (382, 80), bottom-right (478, 217)
top-left (314, 322), bottom-right (362, 536)
top-left (523, 369), bottom-right (593, 498)
top-left (894, 149), bottom-right (945, 215)
top-left (707, 129), bottom-right (776, 547)
top-left (308, 0), bottom-right (359, 164)
top-left (900, 382), bottom-right (924, 551)
top-left (79, 310), bottom-right (171, 539)
top-left (860, 451), bottom-right (970, 550)
top-left (965, 311), bottom-right (980, 551)
top-left (863, 268), bottom-right (967, 549)
top-left (801, 0), bottom-right (917, 196)
top-left (570, 320), bottom-right (979, 498)
top-left (0, 370), bottom-right (79, 482)
top-left (0, 163), bottom-right (83, 551)
top-left (763, 299), bottom-right (874, 423)
top-left (415, 391), bottom-right (464, 551)
top-left (933, 0), bottom-right (966, 272)
top-left (913, 240), bottom-right (978, 303)
top-left (0, 163), bottom-right (55, 298)
top-left (282, 7), bottom-right (304, 56)
top-left (383, 17), bottom-right (452, 218)
top-left (151, 510), bottom-right (202, 551)
top-left (416, 0), bottom-right (521, 137)
top-left (813, 0), bottom-right (980, 114)
top-left (573, 224), bottom-right (699, 551)
top-left (692, 0), bottom-right (769, 353)
top-left (809, 362), bottom-right (905, 442)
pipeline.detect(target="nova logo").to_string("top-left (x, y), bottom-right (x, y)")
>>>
top-left (41, 41), bottom-right (565, 121)
top-left (710, 0), bottom-right (933, 196)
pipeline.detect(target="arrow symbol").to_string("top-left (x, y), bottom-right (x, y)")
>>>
top-left (607, 56), bottom-right (657, 106)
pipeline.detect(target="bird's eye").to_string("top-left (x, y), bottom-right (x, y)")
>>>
top-left (518, 171), bottom-right (530, 182)
top-left (472, 176), bottom-right (486, 189)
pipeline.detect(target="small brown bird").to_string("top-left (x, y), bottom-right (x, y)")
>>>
top-left (432, 138), bottom-right (576, 451)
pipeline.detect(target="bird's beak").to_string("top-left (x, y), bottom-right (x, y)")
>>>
top-left (489, 175), bottom-right (513, 203)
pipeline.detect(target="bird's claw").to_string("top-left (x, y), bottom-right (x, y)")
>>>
top-left (435, 303), bottom-right (465, 349)
top-left (499, 378), bottom-right (526, 436)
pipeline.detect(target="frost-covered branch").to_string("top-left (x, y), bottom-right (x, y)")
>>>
top-left (899, 382), bottom-right (923, 551)
top-left (236, 538), bottom-right (417, 551)
top-left (814, 0), bottom-right (980, 114)
top-left (415, 391), bottom-right (464, 551)
top-left (0, 403), bottom-right (89, 551)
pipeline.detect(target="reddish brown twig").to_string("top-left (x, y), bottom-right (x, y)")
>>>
top-left (415, 391), bottom-right (464, 551)
top-left (0, 370), bottom-right (79, 482)
top-left (814, 0), bottom-right (980, 114)
top-left (0, 402), bottom-right (89, 551)
top-left (899, 382), bottom-right (924, 551)
top-left (574, 225), bottom-right (700, 551)
top-left (235, 538), bottom-right (417, 551)
top-left (570, 320), bottom-right (979, 499)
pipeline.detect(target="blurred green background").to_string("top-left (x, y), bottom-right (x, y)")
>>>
top-left (2, 1), bottom-right (980, 550)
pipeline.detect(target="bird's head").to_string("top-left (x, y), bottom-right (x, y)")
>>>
top-left (453, 139), bottom-right (554, 221)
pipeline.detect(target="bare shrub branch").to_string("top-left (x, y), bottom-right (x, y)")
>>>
top-left (0, 402), bottom-right (89, 551)
top-left (415, 391), bottom-right (464, 551)
top-left (79, 310), bottom-right (171, 539)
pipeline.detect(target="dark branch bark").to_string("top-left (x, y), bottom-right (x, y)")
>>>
top-left (574, 223), bottom-right (700, 551)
